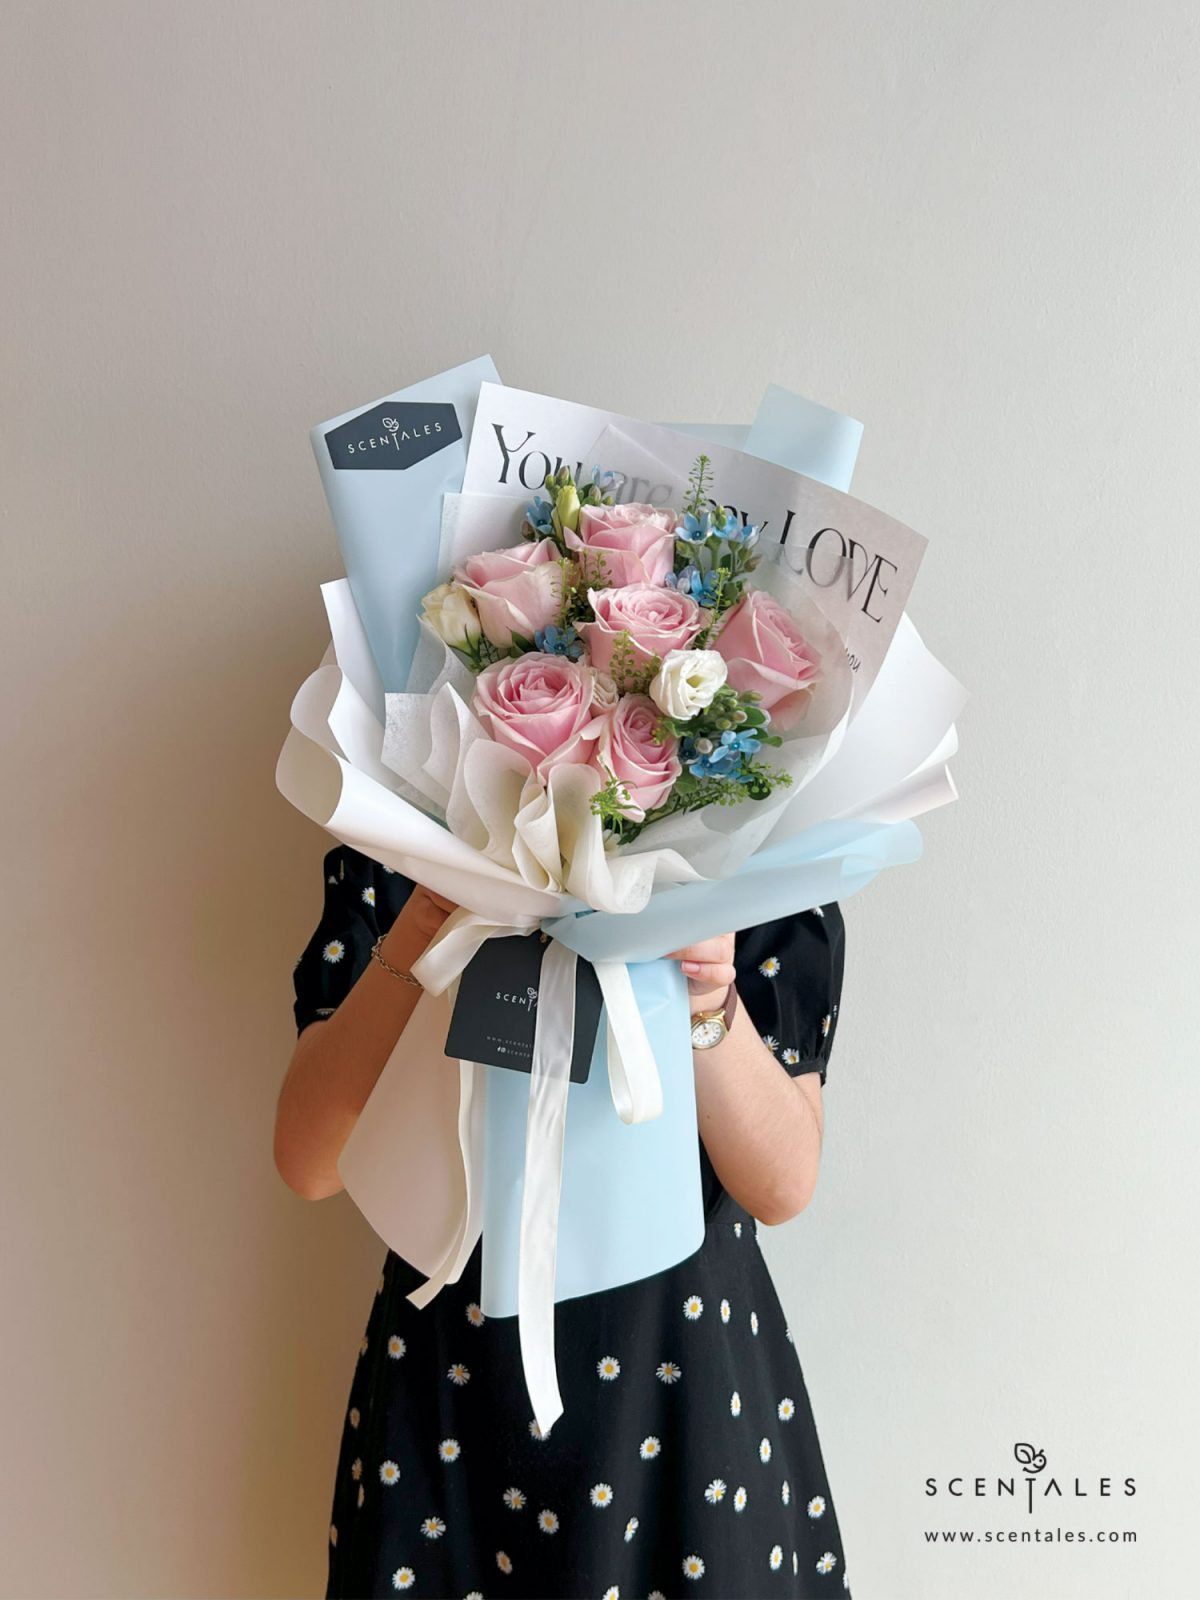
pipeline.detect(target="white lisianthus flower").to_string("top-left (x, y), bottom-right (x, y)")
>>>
top-left (648, 649), bottom-right (728, 720)
top-left (421, 580), bottom-right (482, 650)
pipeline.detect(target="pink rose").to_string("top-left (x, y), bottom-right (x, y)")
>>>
top-left (589, 694), bottom-right (681, 819)
top-left (579, 585), bottom-right (704, 674)
top-left (714, 590), bottom-right (822, 729)
top-left (473, 653), bottom-right (596, 780)
top-left (564, 502), bottom-right (676, 588)
top-left (454, 540), bottom-right (563, 648)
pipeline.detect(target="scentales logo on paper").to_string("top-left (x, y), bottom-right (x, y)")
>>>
top-left (496, 984), bottom-right (539, 1012)
top-left (325, 402), bottom-right (462, 470)
top-left (925, 1442), bottom-right (1136, 1515)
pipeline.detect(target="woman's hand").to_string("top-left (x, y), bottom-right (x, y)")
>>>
top-left (382, 884), bottom-right (459, 968)
top-left (664, 933), bottom-right (737, 1009)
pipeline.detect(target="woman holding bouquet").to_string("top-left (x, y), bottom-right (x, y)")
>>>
top-left (277, 853), bottom-right (853, 1599)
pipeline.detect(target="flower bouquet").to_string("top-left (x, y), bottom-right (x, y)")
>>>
top-left (277, 362), bottom-right (966, 1429)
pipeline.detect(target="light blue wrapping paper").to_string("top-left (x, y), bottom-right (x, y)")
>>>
top-left (480, 958), bottom-right (700, 1318)
top-left (477, 816), bottom-right (922, 1320)
top-left (311, 354), bottom-right (499, 693)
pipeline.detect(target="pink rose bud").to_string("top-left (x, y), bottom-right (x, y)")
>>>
top-left (473, 653), bottom-right (597, 781)
top-left (713, 590), bottom-right (822, 729)
top-left (579, 584), bottom-right (704, 674)
top-left (455, 540), bottom-right (564, 648)
top-left (588, 694), bottom-right (681, 820)
top-left (564, 502), bottom-right (677, 589)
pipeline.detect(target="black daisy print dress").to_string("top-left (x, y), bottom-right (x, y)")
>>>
top-left (293, 847), bottom-right (853, 1600)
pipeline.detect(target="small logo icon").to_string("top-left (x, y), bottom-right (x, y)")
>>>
top-left (1013, 1442), bottom-right (1047, 1476)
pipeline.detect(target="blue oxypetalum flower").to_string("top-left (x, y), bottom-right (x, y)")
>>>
top-left (534, 623), bottom-right (585, 660)
top-left (668, 564), bottom-right (723, 606)
top-left (525, 495), bottom-right (555, 534)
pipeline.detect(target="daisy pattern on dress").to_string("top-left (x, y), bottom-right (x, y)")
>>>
top-left (733, 1221), bottom-right (743, 1238)
top-left (387, 1335), bottom-right (406, 1360)
top-left (603, 1589), bottom-right (620, 1600)
top-left (682, 1555), bottom-right (706, 1581)
top-left (817, 1551), bottom-right (838, 1573)
top-left (821, 1013), bottom-right (832, 1037)
top-left (705, 1478), bottom-right (727, 1504)
top-left (794, 1551), bottom-right (799, 1575)
top-left (656, 1360), bottom-right (682, 1384)
top-left (356, 1484), bottom-right (364, 1508)
top-left (733, 1485), bottom-right (748, 1512)
top-left (391, 1568), bottom-right (414, 1592)
top-left (761, 1034), bottom-right (779, 1053)
top-left (465, 1301), bottom-right (485, 1327)
top-left (683, 1294), bottom-right (704, 1320)
top-left (379, 1460), bottom-right (400, 1486)
top-left (781, 1480), bottom-right (791, 1505)
top-left (537, 1508), bottom-right (560, 1534)
top-left (639, 1435), bottom-right (661, 1459)
top-left (778, 1397), bottom-right (796, 1421)
top-left (438, 1438), bottom-right (461, 1462)
top-left (759, 955), bottom-right (781, 977)
top-left (502, 1487), bottom-right (526, 1511)
top-left (597, 1354), bottom-right (621, 1380)
top-left (624, 1516), bottom-right (639, 1542)
top-left (590, 1482), bottom-right (614, 1508)
top-left (420, 1516), bottom-right (446, 1540)
top-left (349, 1407), bottom-right (360, 1428)
top-left (759, 1437), bottom-right (772, 1463)
top-left (782, 1047), bottom-right (800, 1065)
top-left (528, 1419), bottom-right (552, 1441)
top-left (496, 1549), bottom-right (513, 1573)
top-left (322, 940), bottom-right (346, 964)
top-left (351, 1458), bottom-right (362, 1481)
top-left (361, 885), bottom-right (376, 906)
top-left (730, 1390), bottom-right (742, 1417)
top-left (720, 1298), bottom-right (731, 1323)
top-left (447, 1362), bottom-right (470, 1385)
top-left (770, 1544), bottom-right (784, 1571)
top-left (750, 1310), bottom-right (759, 1335)
top-left (359, 1335), bottom-right (369, 1358)
top-left (807, 1494), bottom-right (827, 1518)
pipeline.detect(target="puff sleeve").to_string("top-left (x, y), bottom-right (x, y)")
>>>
top-left (732, 903), bottom-right (845, 1086)
top-left (291, 847), bottom-right (415, 1036)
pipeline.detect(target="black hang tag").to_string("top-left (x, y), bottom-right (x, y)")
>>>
top-left (444, 935), bottom-right (602, 1083)
top-left (323, 402), bottom-right (462, 470)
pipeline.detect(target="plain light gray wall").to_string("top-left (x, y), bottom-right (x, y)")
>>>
top-left (3, 2), bottom-right (1196, 1596)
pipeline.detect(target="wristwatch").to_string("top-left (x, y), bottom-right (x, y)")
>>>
top-left (690, 985), bottom-right (738, 1050)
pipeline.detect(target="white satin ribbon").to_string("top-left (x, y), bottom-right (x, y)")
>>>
top-left (408, 908), bottom-right (665, 1430)
top-left (516, 938), bottom-right (576, 1433)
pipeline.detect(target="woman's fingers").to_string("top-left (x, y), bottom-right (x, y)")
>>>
top-left (665, 935), bottom-right (737, 991)
top-left (680, 959), bottom-right (737, 988)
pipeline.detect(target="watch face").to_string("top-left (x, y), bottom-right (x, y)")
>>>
top-left (691, 1017), bottom-right (727, 1050)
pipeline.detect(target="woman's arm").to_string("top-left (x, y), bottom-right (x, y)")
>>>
top-left (274, 886), bottom-right (457, 1201)
top-left (667, 934), bottom-right (823, 1226)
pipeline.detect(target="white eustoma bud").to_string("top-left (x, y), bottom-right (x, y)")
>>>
top-left (421, 581), bottom-right (482, 649)
top-left (648, 648), bottom-right (728, 719)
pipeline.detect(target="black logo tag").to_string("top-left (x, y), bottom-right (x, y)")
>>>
top-left (324, 402), bottom-right (462, 470)
top-left (444, 934), bottom-right (602, 1082)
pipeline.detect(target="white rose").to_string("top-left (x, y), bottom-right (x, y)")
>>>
top-left (648, 648), bottom-right (728, 719)
top-left (421, 581), bottom-right (481, 649)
